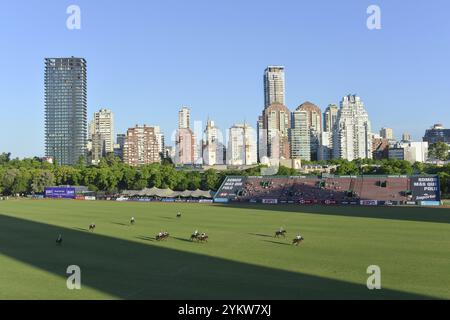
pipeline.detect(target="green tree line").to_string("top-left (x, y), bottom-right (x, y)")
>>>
top-left (1, 152), bottom-right (449, 197)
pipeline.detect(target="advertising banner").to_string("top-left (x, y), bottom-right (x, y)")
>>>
top-left (44, 187), bottom-right (76, 199)
top-left (411, 176), bottom-right (441, 202)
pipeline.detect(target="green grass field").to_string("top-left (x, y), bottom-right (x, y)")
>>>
top-left (0, 199), bottom-right (449, 300)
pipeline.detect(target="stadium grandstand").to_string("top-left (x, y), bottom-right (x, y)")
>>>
top-left (214, 175), bottom-right (441, 206)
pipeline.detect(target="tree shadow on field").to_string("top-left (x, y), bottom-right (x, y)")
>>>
top-left (218, 204), bottom-right (450, 225)
top-left (0, 214), bottom-right (435, 300)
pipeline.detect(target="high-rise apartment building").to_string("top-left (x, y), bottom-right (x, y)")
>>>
top-left (324, 104), bottom-right (338, 133)
top-left (123, 125), bottom-right (161, 166)
top-left (290, 109), bottom-right (311, 161)
top-left (227, 124), bottom-right (257, 166)
top-left (262, 103), bottom-right (291, 160)
top-left (297, 101), bottom-right (322, 160)
top-left (153, 126), bottom-right (165, 156)
top-left (202, 120), bottom-right (224, 165)
top-left (175, 107), bottom-right (196, 165)
top-left (264, 66), bottom-right (285, 108)
top-left (45, 57), bottom-right (87, 165)
top-left (178, 106), bottom-right (191, 129)
top-left (88, 108), bottom-right (114, 164)
top-left (333, 95), bottom-right (372, 161)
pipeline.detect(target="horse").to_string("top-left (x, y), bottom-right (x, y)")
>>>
top-left (190, 233), bottom-right (199, 241)
top-left (275, 230), bottom-right (287, 238)
top-left (156, 232), bottom-right (169, 241)
top-left (292, 237), bottom-right (304, 246)
top-left (130, 218), bottom-right (135, 225)
top-left (197, 234), bottom-right (208, 243)
top-left (176, 212), bottom-right (182, 218)
top-left (89, 224), bottom-right (96, 232)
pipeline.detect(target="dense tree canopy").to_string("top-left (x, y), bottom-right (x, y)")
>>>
top-left (0, 153), bottom-right (449, 197)
top-left (429, 142), bottom-right (450, 161)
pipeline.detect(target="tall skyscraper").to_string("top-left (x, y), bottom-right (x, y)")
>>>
top-left (202, 120), bottom-right (224, 165)
top-left (88, 108), bottom-right (114, 164)
top-left (153, 126), bottom-right (165, 156)
top-left (178, 106), bottom-right (191, 129)
top-left (380, 127), bottom-right (394, 140)
top-left (324, 104), bottom-right (339, 132)
top-left (297, 102), bottom-right (322, 160)
top-left (227, 123), bottom-right (257, 166)
top-left (256, 116), bottom-right (266, 162)
top-left (262, 103), bottom-right (291, 160)
top-left (290, 109), bottom-right (311, 161)
top-left (333, 95), bottom-right (372, 161)
top-left (91, 108), bottom-right (114, 153)
top-left (264, 66), bottom-right (285, 108)
top-left (45, 57), bottom-right (87, 165)
top-left (123, 125), bottom-right (160, 166)
top-left (175, 107), bottom-right (196, 165)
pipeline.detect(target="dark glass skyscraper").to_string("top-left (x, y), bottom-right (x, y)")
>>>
top-left (45, 57), bottom-right (87, 165)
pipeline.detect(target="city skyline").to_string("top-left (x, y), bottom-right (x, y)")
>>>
top-left (1, 1), bottom-right (450, 158)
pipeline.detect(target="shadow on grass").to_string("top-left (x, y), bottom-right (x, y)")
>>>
top-left (172, 236), bottom-right (194, 243)
top-left (0, 214), bottom-right (434, 300)
top-left (218, 203), bottom-right (450, 224)
top-left (248, 233), bottom-right (273, 238)
top-left (111, 222), bottom-right (129, 227)
top-left (262, 239), bottom-right (292, 246)
top-left (73, 227), bottom-right (88, 232)
top-left (135, 236), bottom-right (154, 242)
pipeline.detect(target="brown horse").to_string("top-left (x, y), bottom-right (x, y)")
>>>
top-left (197, 234), bottom-right (208, 243)
top-left (292, 237), bottom-right (304, 246)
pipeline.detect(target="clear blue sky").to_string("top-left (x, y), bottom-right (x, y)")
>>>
top-left (1, 0), bottom-right (449, 158)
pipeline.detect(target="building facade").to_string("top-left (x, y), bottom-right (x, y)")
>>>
top-left (227, 124), bottom-right (257, 166)
top-left (123, 125), bottom-right (161, 166)
top-left (290, 109), bottom-right (310, 161)
top-left (296, 101), bottom-right (322, 160)
top-left (324, 104), bottom-right (338, 133)
top-left (262, 103), bottom-right (291, 160)
top-left (114, 133), bottom-right (126, 160)
top-left (380, 127), bottom-right (394, 141)
top-left (45, 57), bottom-right (87, 165)
top-left (423, 124), bottom-right (450, 145)
top-left (175, 107), bottom-right (196, 165)
top-left (202, 120), bottom-right (224, 165)
top-left (333, 95), bottom-right (372, 161)
top-left (264, 66), bottom-right (285, 108)
top-left (178, 106), bottom-right (191, 129)
top-left (88, 108), bottom-right (114, 164)
top-left (388, 141), bottom-right (429, 163)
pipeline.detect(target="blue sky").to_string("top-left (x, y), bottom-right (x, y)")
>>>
top-left (0, 0), bottom-right (449, 158)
